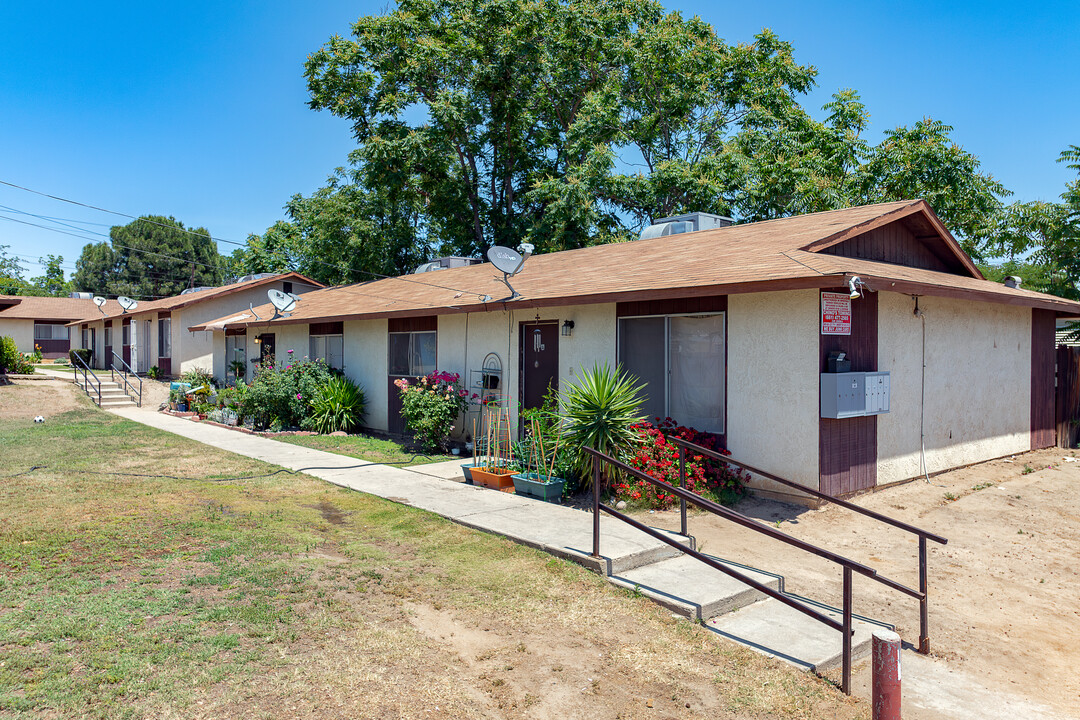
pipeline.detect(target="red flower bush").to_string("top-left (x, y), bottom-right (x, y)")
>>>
top-left (615, 418), bottom-right (749, 509)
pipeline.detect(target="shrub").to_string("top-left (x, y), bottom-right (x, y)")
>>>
top-left (653, 417), bottom-right (748, 505)
top-left (561, 363), bottom-right (646, 489)
top-left (306, 375), bottom-right (366, 434)
top-left (243, 358), bottom-right (334, 430)
top-left (617, 422), bottom-right (709, 510)
top-left (147, 365), bottom-right (162, 380)
top-left (517, 387), bottom-right (577, 494)
top-left (68, 348), bottom-right (91, 368)
top-left (1, 336), bottom-right (35, 374)
top-left (395, 371), bottom-right (469, 451)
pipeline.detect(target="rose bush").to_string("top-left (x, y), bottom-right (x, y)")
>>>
top-left (395, 371), bottom-right (470, 451)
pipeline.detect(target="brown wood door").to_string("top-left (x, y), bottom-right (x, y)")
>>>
top-left (520, 322), bottom-right (559, 412)
top-left (259, 334), bottom-right (276, 367)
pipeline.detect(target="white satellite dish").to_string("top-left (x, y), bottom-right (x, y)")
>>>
top-left (486, 243), bottom-right (534, 300)
top-left (267, 288), bottom-right (297, 319)
top-left (117, 296), bottom-right (138, 313)
top-left (92, 296), bottom-right (107, 314)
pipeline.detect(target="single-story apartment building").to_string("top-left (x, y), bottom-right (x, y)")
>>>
top-left (69, 272), bottom-right (322, 378)
top-left (190, 200), bottom-right (1080, 500)
top-left (0, 295), bottom-right (96, 358)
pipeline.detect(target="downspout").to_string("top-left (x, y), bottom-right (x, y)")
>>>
top-left (913, 296), bottom-right (931, 482)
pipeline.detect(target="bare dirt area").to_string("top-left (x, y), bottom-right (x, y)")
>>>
top-left (639, 448), bottom-right (1080, 719)
top-left (0, 379), bottom-right (85, 420)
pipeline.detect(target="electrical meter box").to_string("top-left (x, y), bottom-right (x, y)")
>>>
top-left (820, 371), bottom-right (890, 419)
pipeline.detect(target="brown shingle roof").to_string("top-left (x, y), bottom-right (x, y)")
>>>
top-left (190, 200), bottom-right (1080, 331)
top-left (68, 272), bottom-right (323, 325)
top-left (0, 295), bottom-right (97, 321)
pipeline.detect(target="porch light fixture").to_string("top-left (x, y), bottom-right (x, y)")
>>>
top-left (253, 336), bottom-right (261, 344)
top-left (561, 320), bottom-right (575, 337)
top-left (848, 276), bottom-right (863, 300)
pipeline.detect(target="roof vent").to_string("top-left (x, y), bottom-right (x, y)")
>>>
top-left (413, 256), bottom-right (482, 274)
top-left (1003, 276), bottom-right (1022, 289)
top-left (638, 212), bottom-right (734, 240)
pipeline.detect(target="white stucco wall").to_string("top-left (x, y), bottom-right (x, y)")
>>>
top-left (727, 290), bottom-right (821, 492)
top-left (0, 319), bottom-right (34, 355)
top-left (877, 292), bottom-right (1032, 484)
top-left (437, 303), bottom-right (617, 437)
top-left (343, 319), bottom-right (389, 431)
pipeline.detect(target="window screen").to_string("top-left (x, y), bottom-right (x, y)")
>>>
top-left (309, 334), bottom-right (344, 369)
top-left (618, 317), bottom-right (666, 422)
top-left (389, 331), bottom-right (436, 376)
top-left (34, 324), bottom-right (68, 340)
top-left (617, 313), bottom-right (724, 433)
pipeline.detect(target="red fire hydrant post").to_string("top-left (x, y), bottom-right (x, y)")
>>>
top-left (872, 629), bottom-right (902, 720)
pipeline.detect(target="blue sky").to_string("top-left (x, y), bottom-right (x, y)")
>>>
top-left (1, 0), bottom-right (1077, 280)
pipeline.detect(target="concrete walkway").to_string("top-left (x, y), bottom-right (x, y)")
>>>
top-left (106, 407), bottom-right (686, 574)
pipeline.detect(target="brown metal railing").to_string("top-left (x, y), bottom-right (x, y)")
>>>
top-left (585, 446), bottom-right (877, 695)
top-left (670, 437), bottom-right (948, 655)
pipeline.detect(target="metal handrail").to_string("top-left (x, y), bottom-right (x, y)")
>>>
top-left (584, 446), bottom-right (868, 695)
top-left (671, 436), bottom-right (948, 654)
top-left (70, 352), bottom-right (101, 406)
top-left (110, 351), bottom-right (142, 407)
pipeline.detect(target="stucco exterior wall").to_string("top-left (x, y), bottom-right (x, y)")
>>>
top-left (0, 319), bottom-right (34, 355)
top-left (877, 292), bottom-right (1032, 484)
top-left (437, 303), bottom-right (617, 437)
top-left (343, 319), bottom-right (389, 431)
top-left (727, 290), bottom-right (821, 492)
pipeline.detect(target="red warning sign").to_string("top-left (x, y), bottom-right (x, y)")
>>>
top-left (821, 292), bottom-right (851, 335)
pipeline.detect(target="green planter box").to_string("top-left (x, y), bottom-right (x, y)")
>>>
top-left (511, 473), bottom-right (566, 502)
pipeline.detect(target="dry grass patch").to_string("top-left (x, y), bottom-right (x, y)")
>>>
top-left (0, 383), bottom-right (867, 719)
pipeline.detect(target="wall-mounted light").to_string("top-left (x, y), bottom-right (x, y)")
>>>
top-left (561, 320), bottom-right (575, 337)
top-left (848, 276), bottom-right (863, 300)
top-left (253, 336), bottom-right (261, 344)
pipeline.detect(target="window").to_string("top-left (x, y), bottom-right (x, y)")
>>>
top-left (618, 313), bottom-right (725, 432)
top-left (388, 331), bottom-right (436, 376)
top-left (158, 318), bottom-right (171, 358)
top-left (282, 281), bottom-right (293, 294)
top-left (309, 334), bottom-right (343, 369)
top-left (34, 324), bottom-right (68, 340)
top-left (122, 324), bottom-right (130, 346)
top-left (104, 327), bottom-right (112, 347)
top-left (226, 334), bottom-right (246, 380)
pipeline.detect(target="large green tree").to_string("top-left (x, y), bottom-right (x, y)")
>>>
top-left (0, 245), bottom-right (27, 295)
top-left (74, 216), bottom-right (226, 299)
top-left (238, 0), bottom-right (1018, 280)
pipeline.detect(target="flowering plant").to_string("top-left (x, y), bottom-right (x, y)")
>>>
top-left (395, 370), bottom-right (470, 451)
top-left (653, 417), bottom-right (748, 505)
top-left (614, 419), bottom-right (749, 509)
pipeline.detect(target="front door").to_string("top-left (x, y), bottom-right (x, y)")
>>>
top-left (519, 321), bottom-right (559, 412)
top-left (90, 328), bottom-right (97, 369)
top-left (122, 320), bottom-right (131, 366)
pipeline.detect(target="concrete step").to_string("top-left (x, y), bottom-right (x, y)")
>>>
top-left (609, 554), bottom-right (781, 621)
top-left (99, 399), bottom-right (137, 408)
top-left (705, 595), bottom-right (878, 673)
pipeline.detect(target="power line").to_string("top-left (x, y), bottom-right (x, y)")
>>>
top-left (0, 178), bottom-right (497, 298)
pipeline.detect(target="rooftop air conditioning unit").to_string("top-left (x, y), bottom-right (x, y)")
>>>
top-left (69, 291), bottom-right (94, 299)
top-left (414, 256), bottom-right (482, 274)
top-left (638, 212), bottom-right (734, 240)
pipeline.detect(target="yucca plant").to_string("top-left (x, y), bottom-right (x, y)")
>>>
top-left (561, 363), bottom-right (647, 489)
top-left (306, 375), bottom-right (366, 434)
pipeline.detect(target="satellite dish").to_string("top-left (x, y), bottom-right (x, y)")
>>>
top-left (267, 288), bottom-right (297, 319)
top-left (487, 246), bottom-right (524, 275)
top-left (117, 296), bottom-right (138, 313)
top-left (93, 296), bottom-right (106, 307)
top-left (486, 243), bottom-right (534, 300)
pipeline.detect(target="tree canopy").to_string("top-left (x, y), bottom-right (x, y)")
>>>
top-left (73, 216), bottom-right (226, 299)
top-left (0, 247), bottom-right (74, 297)
top-left (233, 0), bottom-right (1020, 283)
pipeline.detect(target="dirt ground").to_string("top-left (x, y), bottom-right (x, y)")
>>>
top-left (640, 449), bottom-right (1080, 718)
top-left (0, 379), bottom-right (83, 419)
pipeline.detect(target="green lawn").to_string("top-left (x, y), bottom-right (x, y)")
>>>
top-left (0, 384), bottom-right (865, 719)
top-left (274, 432), bottom-right (458, 467)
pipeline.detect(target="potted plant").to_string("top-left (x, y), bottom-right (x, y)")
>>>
top-left (469, 405), bottom-right (516, 491)
top-left (511, 410), bottom-right (568, 502)
top-left (176, 393), bottom-right (189, 413)
top-left (168, 388), bottom-right (180, 411)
